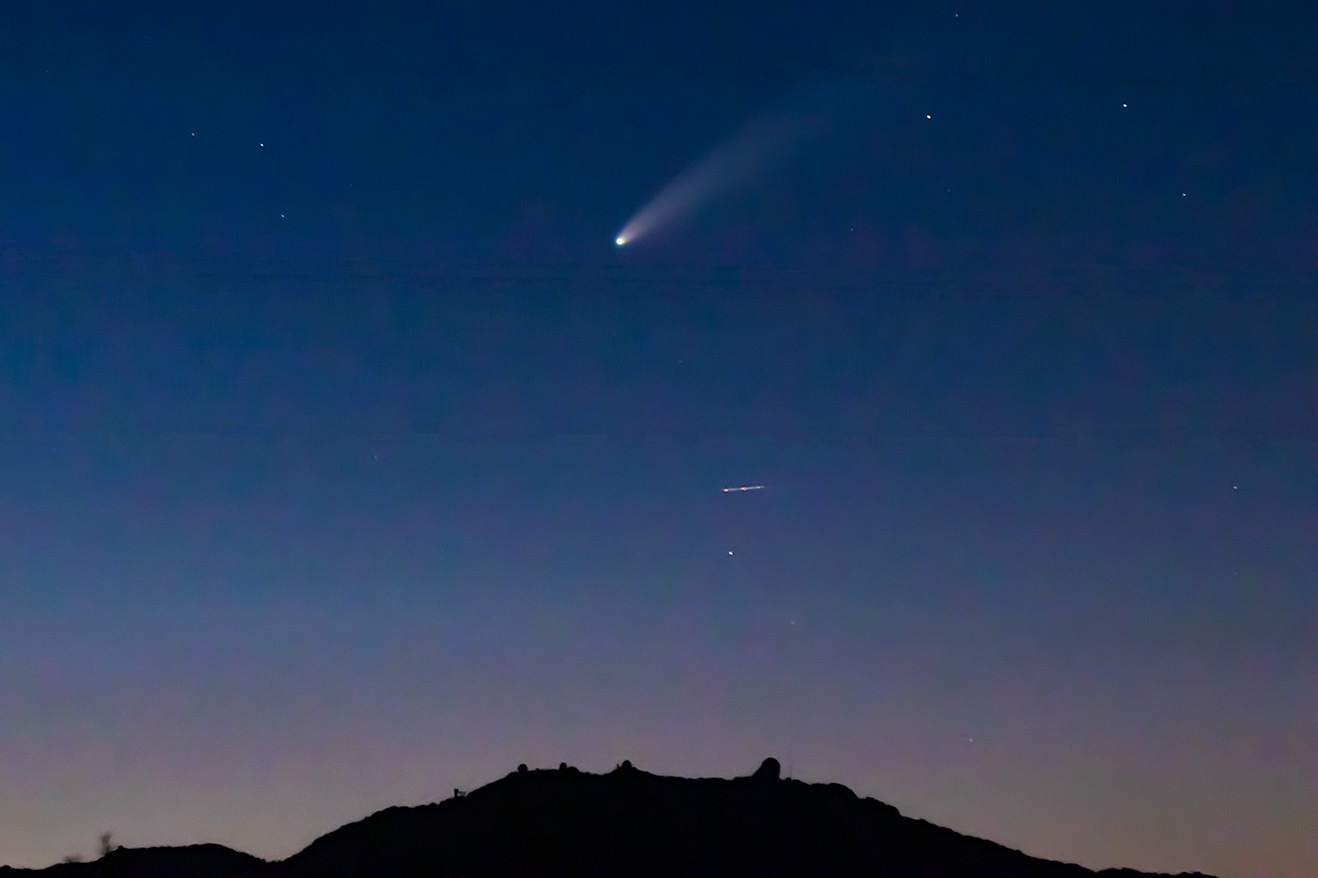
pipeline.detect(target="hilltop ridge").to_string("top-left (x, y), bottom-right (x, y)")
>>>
top-left (2, 759), bottom-right (1220, 878)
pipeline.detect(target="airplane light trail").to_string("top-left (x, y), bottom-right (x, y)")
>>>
top-left (722, 485), bottom-right (767, 492)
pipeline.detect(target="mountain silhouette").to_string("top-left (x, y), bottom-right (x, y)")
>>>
top-left (1, 759), bottom-right (1218, 878)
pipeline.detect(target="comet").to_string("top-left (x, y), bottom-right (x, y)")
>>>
top-left (614, 80), bottom-right (851, 247)
top-left (722, 485), bottom-right (767, 492)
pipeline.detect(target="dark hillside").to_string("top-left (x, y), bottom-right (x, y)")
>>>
top-left (3, 760), bottom-right (1219, 878)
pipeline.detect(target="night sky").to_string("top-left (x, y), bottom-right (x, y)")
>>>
top-left (1, 2), bottom-right (1314, 876)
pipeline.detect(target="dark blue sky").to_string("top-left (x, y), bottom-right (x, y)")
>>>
top-left (0, 2), bottom-right (1313, 875)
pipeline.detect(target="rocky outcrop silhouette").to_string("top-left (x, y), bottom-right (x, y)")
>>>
top-left (1, 760), bottom-right (1220, 878)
